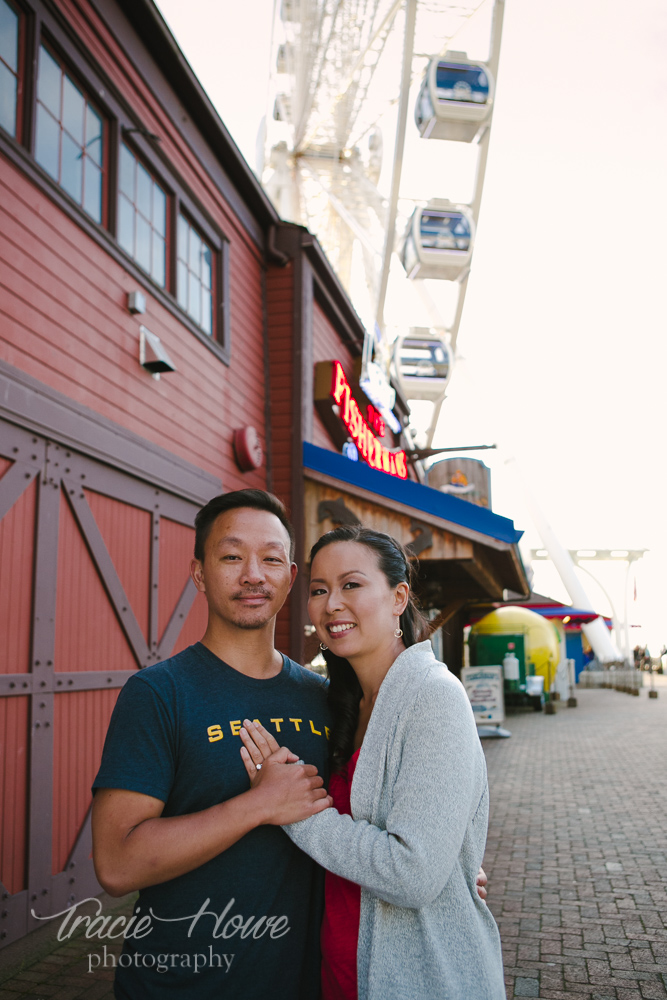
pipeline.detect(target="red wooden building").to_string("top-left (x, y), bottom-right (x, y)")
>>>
top-left (0, 0), bottom-right (527, 948)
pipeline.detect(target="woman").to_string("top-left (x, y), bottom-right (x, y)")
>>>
top-left (239, 526), bottom-right (505, 1000)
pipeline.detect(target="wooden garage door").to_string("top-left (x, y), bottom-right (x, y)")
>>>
top-left (0, 418), bottom-right (208, 947)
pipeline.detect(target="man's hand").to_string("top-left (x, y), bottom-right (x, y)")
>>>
top-left (476, 866), bottom-right (488, 900)
top-left (92, 757), bottom-right (329, 898)
top-left (239, 720), bottom-right (333, 823)
top-left (247, 749), bottom-right (333, 825)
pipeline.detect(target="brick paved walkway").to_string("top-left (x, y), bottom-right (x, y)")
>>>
top-left (484, 682), bottom-right (667, 1000)
top-left (0, 892), bottom-right (133, 999)
top-left (1, 682), bottom-right (665, 998)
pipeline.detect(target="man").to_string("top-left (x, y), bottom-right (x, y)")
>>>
top-left (93, 490), bottom-right (332, 999)
top-left (93, 488), bottom-right (488, 999)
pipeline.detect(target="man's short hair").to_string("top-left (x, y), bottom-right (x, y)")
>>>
top-left (194, 489), bottom-right (295, 562)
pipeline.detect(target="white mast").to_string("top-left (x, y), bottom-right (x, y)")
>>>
top-left (506, 455), bottom-right (621, 664)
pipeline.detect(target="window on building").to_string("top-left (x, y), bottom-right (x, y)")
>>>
top-left (118, 143), bottom-right (167, 287)
top-left (177, 214), bottom-right (214, 336)
top-left (0, 0), bottom-right (20, 137)
top-left (34, 44), bottom-right (104, 223)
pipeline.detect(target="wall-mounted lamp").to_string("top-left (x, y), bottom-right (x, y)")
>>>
top-left (139, 326), bottom-right (176, 381)
top-left (128, 290), bottom-right (146, 314)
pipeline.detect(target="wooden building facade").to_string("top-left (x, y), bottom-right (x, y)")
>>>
top-left (0, 0), bottom-right (527, 948)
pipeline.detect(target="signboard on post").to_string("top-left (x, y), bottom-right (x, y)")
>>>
top-left (461, 665), bottom-right (505, 727)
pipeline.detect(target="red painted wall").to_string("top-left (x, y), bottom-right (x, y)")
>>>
top-left (0, 0), bottom-right (273, 494)
top-left (0, 471), bottom-right (34, 895)
top-left (51, 689), bottom-right (119, 875)
top-left (311, 299), bottom-right (356, 451)
top-left (0, 696), bottom-right (29, 895)
top-left (0, 470), bottom-right (34, 677)
top-left (265, 262), bottom-right (295, 654)
top-left (0, 153), bottom-right (266, 493)
top-left (159, 517), bottom-right (209, 655)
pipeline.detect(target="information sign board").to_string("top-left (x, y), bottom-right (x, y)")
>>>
top-left (461, 665), bottom-right (505, 726)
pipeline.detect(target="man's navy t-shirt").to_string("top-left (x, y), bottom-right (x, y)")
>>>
top-left (93, 643), bottom-right (330, 1000)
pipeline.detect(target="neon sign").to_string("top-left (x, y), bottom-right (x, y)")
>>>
top-left (331, 361), bottom-right (408, 479)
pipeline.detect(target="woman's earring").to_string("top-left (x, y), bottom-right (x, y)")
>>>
top-left (320, 642), bottom-right (329, 650)
top-left (394, 616), bottom-right (403, 638)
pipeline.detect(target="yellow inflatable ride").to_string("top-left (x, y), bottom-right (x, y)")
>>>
top-left (469, 606), bottom-right (560, 689)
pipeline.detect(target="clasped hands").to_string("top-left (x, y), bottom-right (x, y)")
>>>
top-left (239, 719), bottom-right (333, 825)
top-left (239, 720), bottom-right (488, 901)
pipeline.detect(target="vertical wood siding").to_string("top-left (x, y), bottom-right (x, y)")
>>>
top-left (266, 263), bottom-right (295, 510)
top-left (312, 300), bottom-right (356, 369)
top-left (158, 517), bottom-right (208, 655)
top-left (311, 300), bottom-right (355, 451)
top-left (0, 471), bottom-right (35, 676)
top-left (51, 689), bottom-right (119, 875)
top-left (266, 263), bottom-right (295, 654)
top-left (0, 696), bottom-right (29, 894)
top-left (170, 595), bottom-right (209, 657)
top-left (55, 495), bottom-right (138, 673)
top-left (85, 489), bottom-right (151, 642)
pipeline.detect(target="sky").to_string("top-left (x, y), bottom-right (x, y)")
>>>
top-left (155, 0), bottom-right (667, 650)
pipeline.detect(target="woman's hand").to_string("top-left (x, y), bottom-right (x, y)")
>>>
top-left (476, 866), bottom-right (488, 900)
top-left (239, 719), bottom-right (333, 824)
top-left (239, 719), bottom-right (298, 783)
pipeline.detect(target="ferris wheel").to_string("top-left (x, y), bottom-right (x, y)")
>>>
top-left (261, 0), bottom-right (505, 448)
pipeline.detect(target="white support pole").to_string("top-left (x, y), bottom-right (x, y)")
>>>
top-left (623, 558), bottom-right (633, 667)
top-left (486, 0), bottom-right (505, 79)
top-left (469, 0), bottom-right (504, 226)
top-left (375, 0), bottom-right (418, 337)
top-left (470, 126), bottom-right (492, 227)
top-left (449, 273), bottom-right (470, 352)
top-left (425, 395), bottom-right (446, 449)
top-left (576, 563), bottom-right (624, 660)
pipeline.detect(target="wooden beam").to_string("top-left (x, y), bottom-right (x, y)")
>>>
top-left (305, 478), bottom-right (471, 561)
top-left (459, 543), bottom-right (507, 600)
top-left (305, 467), bottom-right (510, 551)
top-left (428, 600), bottom-right (467, 632)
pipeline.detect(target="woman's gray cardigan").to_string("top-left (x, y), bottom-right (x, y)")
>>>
top-left (284, 640), bottom-right (506, 1000)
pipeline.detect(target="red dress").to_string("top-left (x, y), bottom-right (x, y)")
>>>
top-left (320, 748), bottom-right (361, 1000)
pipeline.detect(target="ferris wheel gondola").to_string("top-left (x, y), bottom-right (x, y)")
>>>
top-left (400, 200), bottom-right (474, 281)
top-left (276, 43), bottom-right (294, 75)
top-left (415, 51), bottom-right (494, 143)
top-left (393, 329), bottom-right (453, 402)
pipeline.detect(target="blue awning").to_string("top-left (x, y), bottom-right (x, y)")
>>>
top-left (303, 442), bottom-right (523, 546)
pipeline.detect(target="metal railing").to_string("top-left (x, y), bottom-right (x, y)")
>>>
top-left (578, 667), bottom-right (643, 695)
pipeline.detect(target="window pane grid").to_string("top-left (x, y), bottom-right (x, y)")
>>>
top-left (35, 44), bottom-right (104, 224)
top-left (117, 143), bottom-right (167, 288)
top-left (0, 0), bottom-right (20, 137)
top-left (177, 214), bottom-right (214, 336)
